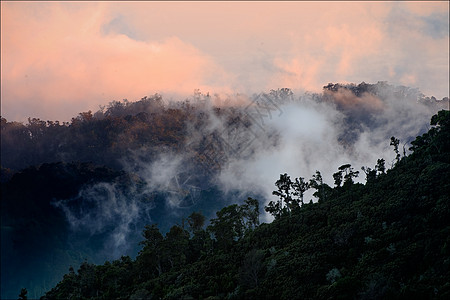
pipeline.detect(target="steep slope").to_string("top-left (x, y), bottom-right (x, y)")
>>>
top-left (42, 110), bottom-right (449, 299)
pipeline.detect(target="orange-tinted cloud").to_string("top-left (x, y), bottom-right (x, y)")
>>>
top-left (270, 2), bottom-right (448, 98)
top-left (1, 1), bottom-right (448, 122)
top-left (1, 2), bottom-right (231, 122)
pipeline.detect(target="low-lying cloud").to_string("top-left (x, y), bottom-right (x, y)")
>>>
top-left (52, 180), bottom-right (154, 258)
top-left (117, 84), bottom-right (445, 223)
top-left (50, 82), bottom-right (446, 255)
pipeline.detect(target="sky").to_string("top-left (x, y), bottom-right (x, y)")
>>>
top-left (1, 1), bottom-right (449, 122)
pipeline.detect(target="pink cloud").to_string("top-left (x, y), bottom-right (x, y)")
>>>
top-left (270, 22), bottom-right (384, 94)
top-left (1, 1), bottom-right (448, 122)
top-left (1, 2), bottom-right (231, 122)
top-left (270, 2), bottom-right (447, 98)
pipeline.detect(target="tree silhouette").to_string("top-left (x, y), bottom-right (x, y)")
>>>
top-left (334, 164), bottom-right (359, 187)
top-left (292, 176), bottom-right (309, 207)
top-left (266, 173), bottom-right (293, 218)
top-left (390, 136), bottom-right (401, 164)
top-left (241, 197), bottom-right (260, 230)
top-left (186, 211), bottom-right (206, 233)
top-left (18, 288), bottom-right (27, 300)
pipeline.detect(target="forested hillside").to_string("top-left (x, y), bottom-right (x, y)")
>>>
top-left (1, 161), bottom-right (241, 299)
top-left (41, 110), bottom-right (450, 299)
top-left (1, 82), bottom-right (448, 299)
top-left (1, 82), bottom-right (447, 173)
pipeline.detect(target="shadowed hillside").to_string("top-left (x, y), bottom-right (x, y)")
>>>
top-left (41, 110), bottom-right (449, 299)
top-left (1, 83), bottom-right (448, 299)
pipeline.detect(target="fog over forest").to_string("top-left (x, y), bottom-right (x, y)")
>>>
top-left (1, 81), bottom-right (448, 299)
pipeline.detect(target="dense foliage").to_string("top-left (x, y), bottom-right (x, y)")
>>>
top-left (2, 82), bottom-right (446, 173)
top-left (2, 83), bottom-right (447, 298)
top-left (1, 161), bottom-right (241, 299)
top-left (1, 95), bottom-right (186, 171)
top-left (41, 110), bottom-right (450, 299)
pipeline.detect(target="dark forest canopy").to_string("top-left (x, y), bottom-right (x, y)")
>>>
top-left (1, 82), bottom-right (448, 173)
top-left (1, 83), bottom-right (449, 299)
top-left (38, 110), bottom-right (450, 300)
top-left (1, 161), bottom-right (241, 299)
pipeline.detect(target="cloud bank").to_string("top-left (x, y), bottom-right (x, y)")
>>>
top-left (1, 1), bottom-right (448, 122)
top-left (49, 82), bottom-right (446, 257)
top-left (109, 84), bottom-right (444, 224)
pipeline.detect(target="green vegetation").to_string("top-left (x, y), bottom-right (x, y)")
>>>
top-left (41, 110), bottom-right (450, 299)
